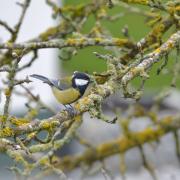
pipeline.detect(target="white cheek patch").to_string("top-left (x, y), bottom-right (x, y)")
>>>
top-left (75, 79), bottom-right (88, 86)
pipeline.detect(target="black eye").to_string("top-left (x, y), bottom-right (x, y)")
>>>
top-left (73, 72), bottom-right (90, 81)
top-left (73, 71), bottom-right (78, 75)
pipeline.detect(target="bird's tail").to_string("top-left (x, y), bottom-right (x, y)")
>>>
top-left (30, 74), bottom-right (53, 86)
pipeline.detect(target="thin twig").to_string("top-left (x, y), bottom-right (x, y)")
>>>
top-left (0, 20), bottom-right (14, 34)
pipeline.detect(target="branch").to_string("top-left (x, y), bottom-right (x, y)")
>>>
top-left (0, 20), bottom-right (14, 34)
top-left (11, 0), bottom-right (31, 42)
top-left (121, 17), bottom-right (174, 64)
top-left (121, 31), bottom-right (180, 87)
top-left (0, 37), bottom-right (135, 50)
top-left (55, 115), bottom-right (180, 172)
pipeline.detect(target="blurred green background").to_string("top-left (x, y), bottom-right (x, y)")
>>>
top-left (61, 0), bottom-right (179, 93)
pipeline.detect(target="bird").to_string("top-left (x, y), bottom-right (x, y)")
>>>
top-left (30, 71), bottom-right (93, 114)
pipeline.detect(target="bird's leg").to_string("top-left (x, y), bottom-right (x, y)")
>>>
top-left (64, 104), bottom-right (76, 117)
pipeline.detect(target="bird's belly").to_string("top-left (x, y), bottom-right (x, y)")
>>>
top-left (52, 87), bottom-right (81, 105)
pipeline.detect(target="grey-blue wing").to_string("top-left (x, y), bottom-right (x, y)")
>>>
top-left (50, 78), bottom-right (71, 90)
top-left (30, 74), bottom-right (72, 90)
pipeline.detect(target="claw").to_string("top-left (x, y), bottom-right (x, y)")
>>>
top-left (64, 104), bottom-right (77, 117)
top-left (108, 117), bottom-right (117, 124)
top-left (100, 114), bottom-right (117, 124)
top-left (105, 116), bottom-right (117, 124)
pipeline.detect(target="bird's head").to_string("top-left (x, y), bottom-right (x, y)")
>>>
top-left (72, 71), bottom-right (92, 96)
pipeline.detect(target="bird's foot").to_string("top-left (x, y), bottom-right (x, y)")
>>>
top-left (100, 114), bottom-right (117, 124)
top-left (64, 104), bottom-right (77, 118)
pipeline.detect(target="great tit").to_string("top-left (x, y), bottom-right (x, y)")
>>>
top-left (30, 71), bottom-right (92, 107)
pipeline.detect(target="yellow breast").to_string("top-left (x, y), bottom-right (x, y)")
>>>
top-left (52, 87), bottom-right (81, 105)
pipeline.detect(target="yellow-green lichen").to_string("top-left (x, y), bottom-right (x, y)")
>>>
top-left (0, 127), bottom-right (14, 137)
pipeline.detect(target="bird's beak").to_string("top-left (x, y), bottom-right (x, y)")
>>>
top-left (89, 76), bottom-right (95, 83)
top-left (89, 78), bottom-right (94, 83)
